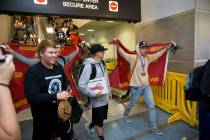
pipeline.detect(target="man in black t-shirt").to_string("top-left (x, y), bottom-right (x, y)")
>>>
top-left (24, 40), bottom-right (72, 140)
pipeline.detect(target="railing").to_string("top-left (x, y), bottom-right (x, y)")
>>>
top-left (152, 72), bottom-right (198, 126)
top-left (106, 60), bottom-right (117, 74)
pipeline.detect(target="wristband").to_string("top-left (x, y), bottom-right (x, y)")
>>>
top-left (0, 83), bottom-right (10, 88)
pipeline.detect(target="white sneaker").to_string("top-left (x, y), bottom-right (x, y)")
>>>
top-left (123, 116), bottom-right (132, 123)
top-left (85, 123), bottom-right (94, 137)
top-left (150, 128), bottom-right (163, 136)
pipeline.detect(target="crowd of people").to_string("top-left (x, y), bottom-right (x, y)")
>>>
top-left (12, 16), bottom-right (38, 45)
top-left (11, 16), bottom-right (83, 47)
top-left (49, 16), bottom-right (82, 46)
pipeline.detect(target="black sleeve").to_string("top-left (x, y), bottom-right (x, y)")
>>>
top-left (201, 60), bottom-right (210, 96)
top-left (24, 69), bottom-right (57, 105)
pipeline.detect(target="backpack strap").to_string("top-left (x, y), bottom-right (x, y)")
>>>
top-left (79, 65), bottom-right (85, 78)
top-left (101, 60), bottom-right (106, 68)
top-left (89, 60), bottom-right (105, 80)
top-left (90, 64), bottom-right (96, 80)
top-left (79, 60), bottom-right (105, 80)
top-left (79, 64), bottom-right (96, 80)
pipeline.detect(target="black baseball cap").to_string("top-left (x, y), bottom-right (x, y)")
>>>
top-left (138, 41), bottom-right (149, 48)
top-left (90, 44), bottom-right (108, 54)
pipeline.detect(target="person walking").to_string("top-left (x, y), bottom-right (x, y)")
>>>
top-left (117, 41), bottom-right (174, 136)
top-left (78, 44), bottom-right (112, 140)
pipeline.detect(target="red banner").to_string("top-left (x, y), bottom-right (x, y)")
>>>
top-left (109, 39), bottom-right (169, 90)
top-left (9, 44), bottom-right (82, 112)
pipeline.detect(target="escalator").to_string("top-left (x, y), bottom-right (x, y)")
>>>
top-left (34, 16), bottom-right (54, 41)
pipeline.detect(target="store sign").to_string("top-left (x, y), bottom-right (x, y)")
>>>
top-left (0, 0), bottom-right (141, 22)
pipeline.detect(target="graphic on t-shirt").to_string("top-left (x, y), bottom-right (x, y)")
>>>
top-left (48, 79), bottom-right (62, 94)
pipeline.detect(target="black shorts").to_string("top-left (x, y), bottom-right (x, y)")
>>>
top-left (92, 104), bottom-right (108, 127)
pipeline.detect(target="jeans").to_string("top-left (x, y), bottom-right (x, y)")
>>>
top-left (123, 85), bottom-right (157, 129)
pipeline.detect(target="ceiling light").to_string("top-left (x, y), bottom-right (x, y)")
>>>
top-left (46, 27), bottom-right (54, 34)
top-left (106, 21), bottom-right (114, 23)
top-left (87, 29), bottom-right (95, 32)
top-left (79, 33), bottom-right (85, 36)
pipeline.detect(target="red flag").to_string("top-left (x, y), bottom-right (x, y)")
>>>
top-left (109, 39), bottom-right (169, 90)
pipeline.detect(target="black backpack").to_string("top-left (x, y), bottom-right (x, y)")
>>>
top-left (184, 66), bottom-right (204, 101)
top-left (79, 60), bottom-right (106, 80)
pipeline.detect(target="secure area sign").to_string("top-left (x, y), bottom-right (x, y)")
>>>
top-left (0, 0), bottom-right (141, 22)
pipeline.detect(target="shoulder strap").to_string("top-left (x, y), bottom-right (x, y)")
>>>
top-left (90, 64), bottom-right (96, 80)
top-left (79, 65), bottom-right (85, 78)
top-left (101, 60), bottom-right (106, 68)
top-left (79, 64), bottom-right (97, 80)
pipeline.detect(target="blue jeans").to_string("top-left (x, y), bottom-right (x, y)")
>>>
top-left (124, 86), bottom-right (157, 129)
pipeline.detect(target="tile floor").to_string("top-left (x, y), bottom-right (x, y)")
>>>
top-left (19, 99), bottom-right (198, 140)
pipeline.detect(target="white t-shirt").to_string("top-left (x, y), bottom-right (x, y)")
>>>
top-left (62, 27), bottom-right (68, 36)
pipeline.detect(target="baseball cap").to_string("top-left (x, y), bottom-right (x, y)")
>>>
top-left (90, 44), bottom-right (108, 54)
top-left (138, 41), bottom-right (149, 48)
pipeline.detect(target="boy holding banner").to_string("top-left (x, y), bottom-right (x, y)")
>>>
top-left (78, 44), bottom-right (111, 140)
top-left (117, 41), bottom-right (175, 136)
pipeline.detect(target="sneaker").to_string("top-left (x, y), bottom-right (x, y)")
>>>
top-left (123, 115), bottom-right (132, 123)
top-left (150, 128), bottom-right (163, 136)
top-left (85, 123), bottom-right (94, 137)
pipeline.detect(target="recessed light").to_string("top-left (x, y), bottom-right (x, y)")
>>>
top-left (87, 29), bottom-right (95, 32)
top-left (46, 27), bottom-right (54, 34)
top-left (80, 33), bottom-right (85, 36)
top-left (106, 21), bottom-right (114, 23)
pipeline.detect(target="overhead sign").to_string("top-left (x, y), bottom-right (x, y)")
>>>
top-left (0, 0), bottom-right (141, 22)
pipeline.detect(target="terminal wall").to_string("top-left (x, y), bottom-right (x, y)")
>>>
top-left (135, 10), bottom-right (195, 73)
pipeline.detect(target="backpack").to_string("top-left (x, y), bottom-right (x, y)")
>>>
top-left (184, 66), bottom-right (204, 101)
top-left (79, 60), bottom-right (106, 80)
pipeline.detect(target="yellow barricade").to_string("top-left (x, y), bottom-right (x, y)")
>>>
top-left (105, 60), bottom-right (117, 71)
top-left (152, 72), bottom-right (199, 126)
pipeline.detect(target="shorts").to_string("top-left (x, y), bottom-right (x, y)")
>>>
top-left (92, 104), bottom-right (108, 127)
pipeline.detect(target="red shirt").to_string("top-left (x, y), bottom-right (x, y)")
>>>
top-left (69, 33), bottom-right (82, 46)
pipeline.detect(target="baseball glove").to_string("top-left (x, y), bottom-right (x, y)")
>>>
top-left (58, 100), bottom-right (72, 122)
